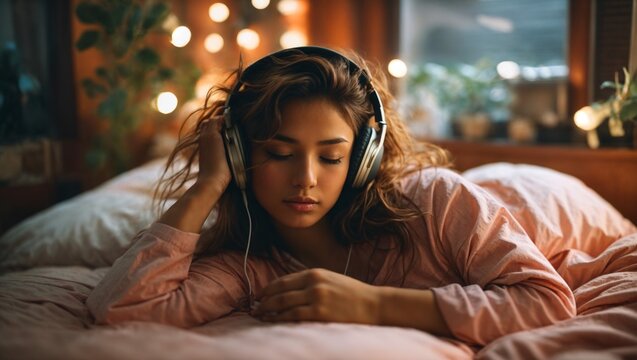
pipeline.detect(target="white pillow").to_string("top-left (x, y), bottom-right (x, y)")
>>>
top-left (0, 158), bottom-right (170, 271)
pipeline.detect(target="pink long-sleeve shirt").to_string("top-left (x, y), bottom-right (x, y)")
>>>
top-left (86, 168), bottom-right (575, 345)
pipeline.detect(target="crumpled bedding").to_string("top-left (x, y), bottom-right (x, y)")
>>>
top-left (1, 235), bottom-right (635, 359)
top-left (0, 161), bottom-right (636, 359)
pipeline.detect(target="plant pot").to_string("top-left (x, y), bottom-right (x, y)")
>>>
top-left (456, 113), bottom-right (491, 141)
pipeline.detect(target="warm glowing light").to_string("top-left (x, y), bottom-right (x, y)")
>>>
top-left (156, 92), bottom-right (178, 114)
top-left (280, 30), bottom-right (307, 48)
top-left (586, 130), bottom-right (600, 149)
top-left (496, 61), bottom-right (520, 79)
top-left (171, 26), bottom-right (191, 47)
top-left (277, 0), bottom-right (300, 15)
top-left (388, 59), bottom-right (408, 78)
top-left (252, 0), bottom-right (270, 9)
top-left (209, 3), bottom-right (230, 22)
top-left (237, 29), bottom-right (260, 50)
top-left (574, 106), bottom-right (601, 131)
top-left (204, 33), bottom-right (224, 53)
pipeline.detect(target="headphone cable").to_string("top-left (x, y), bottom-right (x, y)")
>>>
top-left (240, 190), bottom-right (254, 305)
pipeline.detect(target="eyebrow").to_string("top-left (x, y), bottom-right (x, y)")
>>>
top-left (272, 134), bottom-right (350, 145)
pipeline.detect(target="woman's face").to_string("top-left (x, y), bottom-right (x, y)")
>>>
top-left (251, 97), bottom-right (354, 229)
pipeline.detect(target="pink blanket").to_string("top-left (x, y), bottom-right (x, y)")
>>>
top-left (1, 161), bottom-right (635, 359)
top-left (0, 234), bottom-right (635, 359)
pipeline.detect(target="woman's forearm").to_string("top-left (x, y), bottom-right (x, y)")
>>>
top-left (376, 287), bottom-right (451, 337)
top-left (158, 181), bottom-right (224, 233)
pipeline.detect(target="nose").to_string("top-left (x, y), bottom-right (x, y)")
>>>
top-left (292, 156), bottom-right (317, 189)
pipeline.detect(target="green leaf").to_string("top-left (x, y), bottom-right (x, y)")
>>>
top-left (116, 64), bottom-right (130, 78)
top-left (81, 78), bottom-right (107, 98)
top-left (125, 4), bottom-right (143, 42)
top-left (113, 37), bottom-right (131, 58)
top-left (76, 2), bottom-right (111, 31)
top-left (157, 67), bottom-right (174, 80)
top-left (95, 67), bottom-right (108, 79)
top-left (75, 30), bottom-right (100, 51)
top-left (135, 47), bottom-right (160, 67)
top-left (112, 2), bottom-right (128, 28)
top-left (97, 88), bottom-right (128, 119)
top-left (141, 2), bottom-right (170, 31)
top-left (619, 99), bottom-right (637, 121)
top-left (76, 2), bottom-right (105, 24)
top-left (600, 81), bottom-right (618, 90)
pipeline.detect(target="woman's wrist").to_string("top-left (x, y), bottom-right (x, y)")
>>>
top-left (191, 178), bottom-right (227, 197)
top-left (158, 180), bottom-right (225, 233)
top-left (375, 286), bottom-right (451, 336)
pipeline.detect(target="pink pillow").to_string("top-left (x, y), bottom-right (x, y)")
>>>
top-left (463, 163), bottom-right (637, 259)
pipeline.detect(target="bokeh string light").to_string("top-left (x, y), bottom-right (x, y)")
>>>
top-left (158, 1), bottom-right (402, 115)
top-left (171, 26), bottom-right (191, 47)
top-left (237, 28), bottom-right (260, 50)
top-left (156, 92), bottom-right (179, 114)
top-left (252, 0), bottom-right (270, 10)
top-left (209, 3), bottom-right (230, 22)
top-left (204, 33), bottom-right (224, 53)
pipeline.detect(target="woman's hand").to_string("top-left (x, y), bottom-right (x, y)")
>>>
top-left (157, 106), bottom-right (232, 233)
top-left (196, 107), bottom-right (232, 194)
top-left (251, 268), bottom-right (381, 325)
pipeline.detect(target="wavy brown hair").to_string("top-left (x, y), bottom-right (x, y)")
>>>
top-left (154, 48), bottom-right (450, 284)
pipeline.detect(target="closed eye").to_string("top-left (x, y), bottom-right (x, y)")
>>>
top-left (266, 151), bottom-right (292, 160)
top-left (266, 151), bottom-right (343, 165)
top-left (321, 157), bottom-right (343, 165)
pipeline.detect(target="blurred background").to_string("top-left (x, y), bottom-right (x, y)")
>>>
top-left (1, 0), bottom-right (636, 230)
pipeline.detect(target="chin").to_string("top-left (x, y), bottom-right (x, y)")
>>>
top-left (270, 209), bottom-right (325, 229)
top-left (276, 217), bottom-right (322, 229)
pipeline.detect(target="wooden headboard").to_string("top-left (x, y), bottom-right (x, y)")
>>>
top-left (432, 140), bottom-right (637, 225)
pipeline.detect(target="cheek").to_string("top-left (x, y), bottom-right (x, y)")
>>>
top-left (321, 165), bottom-right (349, 191)
top-left (252, 164), bottom-right (283, 191)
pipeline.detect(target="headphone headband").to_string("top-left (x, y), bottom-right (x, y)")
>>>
top-left (222, 46), bottom-right (386, 189)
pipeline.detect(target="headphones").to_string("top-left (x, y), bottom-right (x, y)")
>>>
top-left (222, 46), bottom-right (387, 190)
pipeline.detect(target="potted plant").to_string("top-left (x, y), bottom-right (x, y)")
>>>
top-left (575, 68), bottom-right (637, 148)
top-left (408, 60), bottom-right (510, 140)
top-left (598, 68), bottom-right (637, 139)
top-left (75, 0), bottom-right (200, 173)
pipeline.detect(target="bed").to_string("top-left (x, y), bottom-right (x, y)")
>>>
top-left (1, 158), bottom-right (636, 359)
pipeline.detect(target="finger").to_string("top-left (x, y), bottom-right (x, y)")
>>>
top-left (199, 105), bottom-right (226, 130)
top-left (253, 289), bottom-right (308, 316)
top-left (260, 271), bottom-right (312, 300)
top-left (198, 118), bottom-right (212, 132)
top-left (211, 104), bottom-right (226, 117)
top-left (198, 122), bottom-right (217, 141)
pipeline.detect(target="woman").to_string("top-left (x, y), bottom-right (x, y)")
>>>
top-left (87, 47), bottom-right (574, 346)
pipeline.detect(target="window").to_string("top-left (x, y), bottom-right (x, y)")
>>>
top-left (399, 0), bottom-right (571, 144)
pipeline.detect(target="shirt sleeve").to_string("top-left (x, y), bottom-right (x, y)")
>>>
top-left (421, 169), bottom-right (576, 345)
top-left (86, 222), bottom-right (256, 328)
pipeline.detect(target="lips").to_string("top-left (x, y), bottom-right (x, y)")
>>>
top-left (283, 196), bottom-right (319, 212)
top-left (284, 196), bottom-right (319, 204)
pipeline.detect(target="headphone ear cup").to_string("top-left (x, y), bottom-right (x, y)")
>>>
top-left (222, 118), bottom-right (248, 190)
top-left (346, 126), bottom-right (374, 188)
top-left (365, 144), bottom-right (383, 184)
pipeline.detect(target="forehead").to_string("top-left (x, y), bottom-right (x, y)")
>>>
top-left (277, 98), bottom-right (355, 141)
